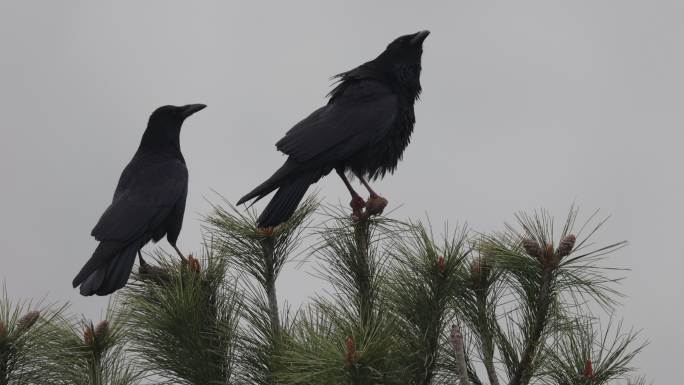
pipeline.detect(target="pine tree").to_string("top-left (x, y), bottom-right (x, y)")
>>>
top-left (0, 199), bottom-right (648, 384)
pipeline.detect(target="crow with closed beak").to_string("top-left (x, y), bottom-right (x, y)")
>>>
top-left (73, 104), bottom-right (206, 296)
top-left (238, 30), bottom-right (429, 227)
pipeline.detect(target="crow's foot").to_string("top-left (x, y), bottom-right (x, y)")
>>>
top-left (350, 196), bottom-right (366, 219)
top-left (258, 226), bottom-right (275, 237)
top-left (365, 195), bottom-right (388, 216)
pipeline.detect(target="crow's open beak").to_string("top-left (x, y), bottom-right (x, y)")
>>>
top-left (181, 104), bottom-right (207, 119)
top-left (410, 30), bottom-right (430, 45)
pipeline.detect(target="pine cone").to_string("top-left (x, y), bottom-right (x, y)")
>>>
top-left (83, 324), bottom-right (94, 346)
top-left (94, 320), bottom-right (109, 341)
top-left (259, 227), bottom-right (275, 237)
top-left (470, 260), bottom-right (481, 286)
top-left (345, 336), bottom-right (355, 365)
top-left (437, 255), bottom-right (446, 273)
top-left (188, 254), bottom-right (201, 273)
top-left (450, 324), bottom-right (463, 346)
top-left (543, 243), bottom-right (563, 267)
top-left (470, 259), bottom-right (490, 288)
top-left (556, 234), bottom-right (576, 257)
top-left (582, 359), bottom-right (594, 379)
top-left (521, 238), bottom-right (542, 260)
top-left (11, 310), bottom-right (40, 338)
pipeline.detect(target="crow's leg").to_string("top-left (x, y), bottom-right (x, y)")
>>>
top-left (171, 244), bottom-right (188, 263)
top-left (336, 168), bottom-right (365, 217)
top-left (354, 173), bottom-right (388, 216)
top-left (137, 250), bottom-right (153, 277)
top-left (138, 250), bottom-right (152, 276)
top-left (356, 174), bottom-right (380, 197)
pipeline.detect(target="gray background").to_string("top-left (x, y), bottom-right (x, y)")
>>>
top-left (0, 1), bottom-right (681, 382)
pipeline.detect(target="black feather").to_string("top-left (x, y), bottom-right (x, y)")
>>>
top-left (239, 31), bottom-right (428, 227)
top-left (78, 242), bottom-right (139, 296)
top-left (73, 104), bottom-right (204, 296)
top-left (257, 170), bottom-right (324, 228)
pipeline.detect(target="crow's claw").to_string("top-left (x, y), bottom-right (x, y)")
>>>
top-left (350, 196), bottom-right (365, 210)
top-left (365, 195), bottom-right (388, 216)
top-left (350, 196), bottom-right (366, 219)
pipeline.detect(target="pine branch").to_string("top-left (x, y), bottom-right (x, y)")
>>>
top-left (122, 248), bottom-right (240, 384)
top-left (204, 194), bottom-right (318, 384)
top-left (276, 208), bottom-right (405, 384)
top-left (0, 203), bottom-right (644, 385)
top-left (274, 305), bottom-right (347, 384)
top-left (538, 316), bottom-right (646, 385)
top-left (327, 215), bottom-right (400, 383)
top-left (239, 282), bottom-right (287, 385)
top-left (450, 325), bottom-right (470, 385)
top-left (312, 211), bottom-right (395, 327)
top-left (204, 195), bottom-right (317, 331)
top-left (387, 221), bottom-right (469, 385)
top-left (260, 235), bottom-right (281, 336)
top-left (470, 207), bottom-right (626, 385)
top-left (475, 286), bottom-right (500, 385)
top-left (450, 236), bottom-right (505, 385)
top-left (39, 303), bottom-right (143, 385)
top-left (437, 325), bottom-right (484, 385)
top-left (507, 262), bottom-right (555, 385)
top-left (352, 218), bottom-right (374, 325)
top-left (0, 288), bottom-right (72, 385)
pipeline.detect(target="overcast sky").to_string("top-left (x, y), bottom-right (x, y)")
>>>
top-left (1, 1), bottom-right (682, 382)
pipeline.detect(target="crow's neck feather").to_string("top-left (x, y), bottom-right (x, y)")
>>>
top-left (138, 129), bottom-right (183, 158)
top-left (328, 61), bottom-right (421, 102)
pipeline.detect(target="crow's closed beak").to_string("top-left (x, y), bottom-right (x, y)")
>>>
top-left (410, 30), bottom-right (430, 45)
top-left (181, 104), bottom-right (207, 119)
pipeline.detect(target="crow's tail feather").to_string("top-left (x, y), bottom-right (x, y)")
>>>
top-left (237, 160), bottom-right (299, 206)
top-left (73, 241), bottom-right (139, 296)
top-left (257, 170), bottom-right (322, 228)
top-left (237, 178), bottom-right (279, 207)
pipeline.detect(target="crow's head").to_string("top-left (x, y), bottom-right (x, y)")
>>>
top-left (148, 104), bottom-right (206, 128)
top-left (374, 30), bottom-right (429, 93)
top-left (141, 104), bottom-right (206, 151)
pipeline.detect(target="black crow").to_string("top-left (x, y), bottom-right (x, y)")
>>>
top-left (238, 30), bottom-right (429, 227)
top-left (72, 104), bottom-right (206, 296)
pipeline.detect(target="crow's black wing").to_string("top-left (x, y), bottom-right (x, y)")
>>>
top-left (162, 182), bottom-right (188, 244)
top-left (91, 157), bottom-right (188, 243)
top-left (276, 80), bottom-right (398, 163)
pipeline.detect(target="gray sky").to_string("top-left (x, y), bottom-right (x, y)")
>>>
top-left (1, 1), bottom-right (681, 382)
